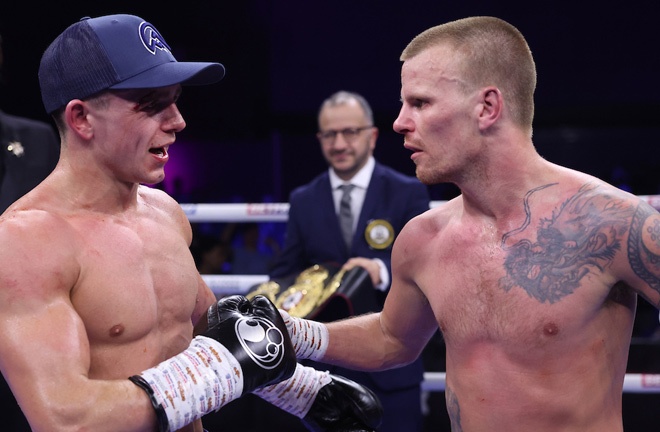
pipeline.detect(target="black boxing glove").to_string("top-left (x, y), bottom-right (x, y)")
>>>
top-left (129, 295), bottom-right (296, 432)
top-left (302, 374), bottom-right (383, 432)
top-left (254, 365), bottom-right (383, 432)
top-left (205, 294), bottom-right (297, 392)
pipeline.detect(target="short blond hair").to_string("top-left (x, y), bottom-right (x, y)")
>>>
top-left (401, 16), bottom-right (537, 128)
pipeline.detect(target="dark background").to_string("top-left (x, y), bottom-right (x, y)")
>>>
top-left (1, 2), bottom-right (660, 430)
top-left (1, 0), bottom-right (659, 204)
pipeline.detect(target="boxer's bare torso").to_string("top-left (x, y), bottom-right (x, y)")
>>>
top-left (0, 182), bottom-right (215, 432)
top-left (400, 175), bottom-right (659, 431)
top-left (315, 18), bottom-right (660, 432)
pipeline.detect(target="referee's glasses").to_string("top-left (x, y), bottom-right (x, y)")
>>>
top-left (317, 126), bottom-right (373, 145)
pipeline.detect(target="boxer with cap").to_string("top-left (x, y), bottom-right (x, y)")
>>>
top-left (0, 14), bottom-right (381, 432)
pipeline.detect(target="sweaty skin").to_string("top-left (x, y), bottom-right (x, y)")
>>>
top-left (413, 182), bottom-right (644, 432)
top-left (0, 185), bottom-right (216, 432)
top-left (324, 178), bottom-right (660, 432)
top-left (0, 86), bottom-right (217, 432)
top-left (315, 34), bottom-right (660, 432)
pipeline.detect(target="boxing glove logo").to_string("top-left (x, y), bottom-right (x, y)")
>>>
top-left (235, 317), bottom-right (286, 370)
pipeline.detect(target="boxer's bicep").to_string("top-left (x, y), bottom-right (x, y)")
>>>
top-left (381, 277), bottom-right (436, 363)
top-left (624, 200), bottom-right (660, 308)
top-left (0, 284), bottom-right (91, 429)
top-left (381, 219), bottom-right (438, 359)
top-left (0, 214), bottom-right (89, 427)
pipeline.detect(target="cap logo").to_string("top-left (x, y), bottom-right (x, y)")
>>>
top-left (139, 21), bottom-right (172, 55)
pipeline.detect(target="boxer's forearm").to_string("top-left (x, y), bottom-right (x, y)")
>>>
top-left (325, 313), bottom-right (402, 370)
top-left (282, 310), bottom-right (394, 370)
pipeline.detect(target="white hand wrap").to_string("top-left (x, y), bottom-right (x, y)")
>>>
top-left (254, 363), bottom-right (332, 418)
top-left (280, 310), bottom-right (329, 361)
top-left (136, 336), bottom-right (244, 431)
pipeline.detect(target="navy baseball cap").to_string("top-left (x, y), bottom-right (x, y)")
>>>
top-left (38, 14), bottom-right (226, 114)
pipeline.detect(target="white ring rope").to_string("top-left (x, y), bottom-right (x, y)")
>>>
top-left (194, 194), bottom-right (660, 394)
top-left (421, 372), bottom-right (660, 393)
top-left (203, 274), bottom-right (268, 295)
top-left (182, 195), bottom-right (660, 222)
top-left (182, 202), bottom-right (291, 222)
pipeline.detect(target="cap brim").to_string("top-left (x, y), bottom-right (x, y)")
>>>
top-left (110, 61), bottom-right (225, 90)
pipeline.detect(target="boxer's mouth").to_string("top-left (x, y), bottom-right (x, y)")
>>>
top-left (149, 146), bottom-right (168, 157)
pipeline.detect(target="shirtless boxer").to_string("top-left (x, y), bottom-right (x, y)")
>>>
top-left (279, 16), bottom-right (660, 432)
top-left (0, 14), bottom-right (381, 432)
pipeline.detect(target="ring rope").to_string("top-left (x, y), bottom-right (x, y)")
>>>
top-left (421, 372), bottom-right (660, 393)
top-left (182, 195), bottom-right (660, 222)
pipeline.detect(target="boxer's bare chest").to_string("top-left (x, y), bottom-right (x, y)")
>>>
top-left (68, 212), bottom-right (199, 349)
top-left (422, 223), bottom-right (558, 346)
top-left (428, 238), bottom-right (586, 352)
top-left (423, 187), bottom-right (635, 352)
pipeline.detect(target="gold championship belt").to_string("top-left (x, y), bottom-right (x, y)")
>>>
top-left (246, 263), bottom-right (375, 320)
top-left (274, 265), bottom-right (328, 317)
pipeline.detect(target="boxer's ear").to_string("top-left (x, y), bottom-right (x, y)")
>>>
top-left (477, 86), bottom-right (503, 131)
top-left (64, 99), bottom-right (94, 140)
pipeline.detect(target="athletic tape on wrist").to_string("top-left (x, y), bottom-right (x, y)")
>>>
top-left (129, 375), bottom-right (170, 432)
top-left (136, 336), bottom-right (244, 430)
top-left (282, 312), bottom-right (329, 361)
top-left (254, 363), bottom-right (332, 418)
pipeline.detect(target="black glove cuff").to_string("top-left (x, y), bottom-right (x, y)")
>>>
top-left (129, 375), bottom-right (170, 432)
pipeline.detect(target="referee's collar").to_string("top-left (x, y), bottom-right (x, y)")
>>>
top-left (329, 156), bottom-right (375, 191)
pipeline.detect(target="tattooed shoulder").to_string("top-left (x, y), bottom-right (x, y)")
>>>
top-left (499, 182), bottom-right (639, 303)
top-left (627, 199), bottom-right (660, 299)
